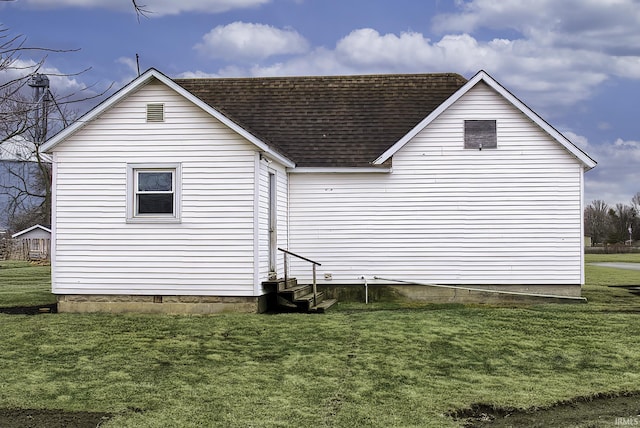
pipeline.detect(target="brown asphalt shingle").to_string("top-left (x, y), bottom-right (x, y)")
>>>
top-left (174, 73), bottom-right (467, 167)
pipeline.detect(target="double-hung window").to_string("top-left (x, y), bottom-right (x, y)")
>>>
top-left (127, 163), bottom-right (181, 223)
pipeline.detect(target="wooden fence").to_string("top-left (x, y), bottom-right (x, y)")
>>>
top-left (0, 238), bottom-right (50, 260)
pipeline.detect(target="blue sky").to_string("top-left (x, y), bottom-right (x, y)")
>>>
top-left (1, 0), bottom-right (639, 207)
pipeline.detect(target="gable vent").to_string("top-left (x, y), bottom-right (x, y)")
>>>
top-left (146, 103), bottom-right (164, 122)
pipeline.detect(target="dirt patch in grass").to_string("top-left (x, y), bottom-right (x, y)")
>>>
top-left (449, 392), bottom-right (640, 427)
top-left (0, 303), bottom-right (57, 315)
top-left (0, 408), bottom-right (111, 428)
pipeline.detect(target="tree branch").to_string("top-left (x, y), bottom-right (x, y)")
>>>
top-left (132, 0), bottom-right (153, 22)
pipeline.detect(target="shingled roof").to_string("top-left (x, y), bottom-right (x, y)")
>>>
top-left (174, 73), bottom-right (468, 167)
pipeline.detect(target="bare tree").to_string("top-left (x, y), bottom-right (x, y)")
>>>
top-left (132, 0), bottom-right (153, 21)
top-left (0, 24), bottom-right (102, 141)
top-left (632, 192), bottom-right (640, 217)
top-left (1, 1), bottom-right (148, 230)
top-left (631, 192), bottom-right (640, 241)
top-left (584, 200), bottom-right (610, 246)
top-left (0, 88), bottom-right (55, 230)
top-left (0, 25), bottom-right (110, 231)
top-left (607, 203), bottom-right (637, 244)
top-left (1, 27), bottom-right (53, 143)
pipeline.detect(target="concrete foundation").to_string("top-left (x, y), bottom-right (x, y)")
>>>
top-left (319, 283), bottom-right (584, 304)
top-left (57, 294), bottom-right (269, 314)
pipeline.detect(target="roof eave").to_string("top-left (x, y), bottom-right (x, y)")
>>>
top-left (288, 166), bottom-right (391, 174)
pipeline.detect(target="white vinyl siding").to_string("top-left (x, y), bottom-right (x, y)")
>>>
top-left (288, 83), bottom-right (584, 285)
top-left (52, 80), bottom-right (264, 296)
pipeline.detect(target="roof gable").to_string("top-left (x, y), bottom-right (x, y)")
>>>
top-left (41, 69), bottom-right (295, 168)
top-left (374, 70), bottom-right (597, 170)
top-left (174, 73), bottom-right (467, 167)
top-left (43, 69), bottom-right (594, 170)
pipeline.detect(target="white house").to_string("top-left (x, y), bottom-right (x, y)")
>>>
top-left (42, 68), bottom-right (596, 313)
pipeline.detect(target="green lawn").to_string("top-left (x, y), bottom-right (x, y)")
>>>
top-left (0, 261), bottom-right (54, 307)
top-left (0, 256), bottom-right (639, 427)
top-left (585, 252), bottom-right (640, 263)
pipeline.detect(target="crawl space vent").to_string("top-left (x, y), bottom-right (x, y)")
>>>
top-left (146, 103), bottom-right (164, 122)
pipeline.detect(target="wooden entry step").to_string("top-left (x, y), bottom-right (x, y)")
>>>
top-left (262, 278), bottom-right (337, 313)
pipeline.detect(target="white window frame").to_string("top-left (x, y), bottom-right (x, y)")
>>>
top-left (127, 163), bottom-right (182, 223)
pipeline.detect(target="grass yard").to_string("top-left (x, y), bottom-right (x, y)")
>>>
top-left (585, 252), bottom-right (640, 263)
top-left (0, 256), bottom-right (639, 427)
top-left (0, 261), bottom-right (54, 308)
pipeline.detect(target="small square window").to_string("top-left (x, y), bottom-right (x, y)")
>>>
top-left (464, 120), bottom-right (497, 149)
top-left (127, 164), bottom-right (181, 223)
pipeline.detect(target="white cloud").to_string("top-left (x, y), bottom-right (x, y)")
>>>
top-left (613, 138), bottom-right (640, 155)
top-left (0, 59), bottom-right (90, 97)
top-left (116, 57), bottom-right (138, 75)
top-left (335, 29), bottom-right (436, 70)
top-left (165, 2), bottom-right (638, 116)
top-left (145, 0), bottom-right (270, 15)
top-left (195, 22), bottom-right (309, 61)
top-left (176, 70), bottom-right (222, 79)
top-left (0, 58), bottom-right (109, 137)
top-left (570, 133), bottom-right (640, 206)
top-left (433, 0), bottom-right (640, 56)
top-left (234, 28), bottom-right (609, 113)
top-left (19, 0), bottom-right (270, 16)
top-left (563, 131), bottom-right (590, 151)
top-left (426, 0), bottom-right (640, 108)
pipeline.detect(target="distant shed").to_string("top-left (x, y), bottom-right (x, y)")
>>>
top-left (11, 224), bottom-right (51, 260)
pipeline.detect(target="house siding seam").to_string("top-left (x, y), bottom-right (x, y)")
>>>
top-left (52, 81), bottom-right (261, 296)
top-left (288, 83), bottom-right (583, 285)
